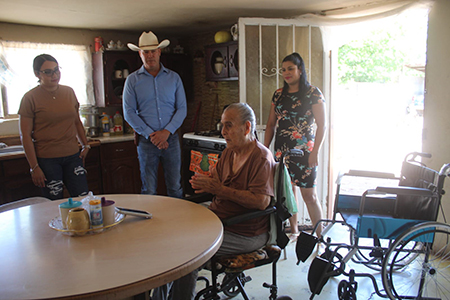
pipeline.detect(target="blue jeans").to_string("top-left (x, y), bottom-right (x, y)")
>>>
top-left (37, 152), bottom-right (89, 200)
top-left (137, 133), bottom-right (183, 198)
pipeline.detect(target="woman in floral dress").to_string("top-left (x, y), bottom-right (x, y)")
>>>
top-left (264, 53), bottom-right (327, 238)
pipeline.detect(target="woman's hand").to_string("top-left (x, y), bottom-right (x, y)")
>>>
top-left (189, 167), bottom-right (221, 194)
top-left (308, 151), bottom-right (319, 168)
top-left (31, 167), bottom-right (46, 188)
top-left (79, 147), bottom-right (90, 165)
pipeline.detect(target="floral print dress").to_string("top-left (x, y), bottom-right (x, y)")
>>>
top-left (271, 86), bottom-right (325, 188)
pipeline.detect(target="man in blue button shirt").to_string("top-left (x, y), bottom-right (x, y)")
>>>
top-left (123, 31), bottom-right (187, 198)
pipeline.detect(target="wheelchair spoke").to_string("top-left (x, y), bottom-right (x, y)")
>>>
top-left (382, 223), bottom-right (450, 300)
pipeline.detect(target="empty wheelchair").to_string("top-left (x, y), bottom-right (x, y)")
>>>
top-left (194, 149), bottom-right (303, 300)
top-left (296, 152), bottom-right (450, 300)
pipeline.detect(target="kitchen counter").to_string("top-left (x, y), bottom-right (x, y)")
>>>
top-left (93, 133), bottom-right (134, 144)
top-left (0, 139), bottom-right (102, 161)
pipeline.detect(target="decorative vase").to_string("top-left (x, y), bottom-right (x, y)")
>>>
top-left (214, 57), bottom-right (224, 75)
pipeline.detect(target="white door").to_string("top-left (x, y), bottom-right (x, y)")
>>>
top-left (238, 17), bottom-right (331, 224)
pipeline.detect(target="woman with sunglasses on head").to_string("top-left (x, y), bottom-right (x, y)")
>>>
top-left (264, 52), bottom-right (327, 238)
top-left (18, 54), bottom-right (90, 200)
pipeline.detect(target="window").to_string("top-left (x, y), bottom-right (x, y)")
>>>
top-left (0, 41), bottom-right (94, 118)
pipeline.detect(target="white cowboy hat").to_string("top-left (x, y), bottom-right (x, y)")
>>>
top-left (127, 31), bottom-right (170, 51)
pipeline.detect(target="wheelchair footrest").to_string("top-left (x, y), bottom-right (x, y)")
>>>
top-left (240, 275), bottom-right (252, 284)
top-left (296, 231), bottom-right (319, 263)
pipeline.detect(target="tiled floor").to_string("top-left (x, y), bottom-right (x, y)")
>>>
top-left (195, 222), bottom-right (450, 300)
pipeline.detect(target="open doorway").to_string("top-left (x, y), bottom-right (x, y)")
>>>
top-left (329, 8), bottom-right (428, 208)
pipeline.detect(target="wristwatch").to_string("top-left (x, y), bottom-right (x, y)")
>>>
top-left (82, 144), bottom-right (91, 150)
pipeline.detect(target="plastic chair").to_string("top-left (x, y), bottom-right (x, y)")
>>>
top-left (0, 197), bottom-right (50, 213)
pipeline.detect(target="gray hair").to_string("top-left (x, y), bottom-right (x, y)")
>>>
top-left (224, 103), bottom-right (256, 138)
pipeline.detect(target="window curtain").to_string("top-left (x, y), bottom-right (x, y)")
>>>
top-left (293, 0), bottom-right (434, 51)
top-left (0, 41), bottom-right (95, 107)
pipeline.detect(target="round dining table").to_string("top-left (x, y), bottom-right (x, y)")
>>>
top-left (0, 194), bottom-right (223, 300)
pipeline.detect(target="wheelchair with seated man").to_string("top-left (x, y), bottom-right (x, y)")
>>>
top-left (192, 149), bottom-right (303, 300)
top-left (296, 152), bottom-right (450, 300)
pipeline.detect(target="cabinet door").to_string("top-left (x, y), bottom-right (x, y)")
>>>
top-left (102, 159), bottom-right (141, 194)
top-left (2, 158), bottom-right (41, 204)
top-left (101, 141), bottom-right (141, 194)
top-left (228, 43), bottom-right (239, 78)
top-left (85, 146), bottom-right (102, 195)
top-left (205, 45), bottom-right (229, 80)
top-left (93, 51), bottom-right (140, 107)
top-left (205, 42), bottom-right (238, 81)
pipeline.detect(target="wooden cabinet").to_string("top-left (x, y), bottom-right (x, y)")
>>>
top-left (84, 146), bottom-right (102, 195)
top-left (0, 158), bottom-right (40, 205)
top-left (92, 50), bottom-right (140, 107)
top-left (100, 141), bottom-right (141, 194)
top-left (0, 146), bottom-right (101, 205)
top-left (205, 41), bottom-right (238, 81)
top-left (93, 51), bottom-right (192, 107)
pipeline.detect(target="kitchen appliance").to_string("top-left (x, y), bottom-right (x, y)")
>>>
top-left (80, 105), bottom-right (100, 137)
top-left (182, 132), bottom-right (226, 196)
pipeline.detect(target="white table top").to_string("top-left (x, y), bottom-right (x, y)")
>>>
top-left (0, 194), bottom-right (223, 300)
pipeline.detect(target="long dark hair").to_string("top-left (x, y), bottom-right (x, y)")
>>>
top-left (33, 54), bottom-right (58, 75)
top-left (281, 52), bottom-right (310, 97)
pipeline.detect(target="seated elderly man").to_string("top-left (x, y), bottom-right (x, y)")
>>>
top-left (152, 103), bottom-right (276, 300)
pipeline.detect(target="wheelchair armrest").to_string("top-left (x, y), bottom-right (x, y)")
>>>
top-left (336, 170), bottom-right (398, 185)
top-left (184, 193), bottom-right (214, 203)
top-left (375, 186), bottom-right (434, 197)
top-left (358, 186), bottom-right (435, 216)
top-left (346, 170), bottom-right (397, 179)
top-left (222, 206), bottom-right (276, 227)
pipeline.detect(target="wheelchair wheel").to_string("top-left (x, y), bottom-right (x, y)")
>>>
top-left (338, 280), bottom-right (357, 300)
top-left (195, 286), bottom-right (218, 300)
top-left (350, 229), bottom-right (422, 271)
top-left (381, 222), bottom-right (450, 300)
top-left (222, 273), bottom-right (244, 298)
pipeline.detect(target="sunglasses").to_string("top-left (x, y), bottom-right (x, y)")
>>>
top-left (40, 67), bottom-right (61, 76)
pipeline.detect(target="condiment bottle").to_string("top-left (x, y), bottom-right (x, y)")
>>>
top-left (113, 111), bottom-right (124, 135)
top-left (101, 112), bottom-right (110, 137)
top-left (89, 199), bottom-right (103, 232)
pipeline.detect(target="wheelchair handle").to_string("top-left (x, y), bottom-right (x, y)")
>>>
top-left (405, 152), bottom-right (432, 163)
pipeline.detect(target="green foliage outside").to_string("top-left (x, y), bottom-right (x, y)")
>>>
top-left (338, 13), bottom-right (427, 84)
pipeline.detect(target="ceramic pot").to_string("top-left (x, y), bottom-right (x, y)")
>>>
top-left (214, 57), bottom-right (224, 75)
top-left (214, 62), bottom-right (224, 75)
top-left (67, 208), bottom-right (90, 236)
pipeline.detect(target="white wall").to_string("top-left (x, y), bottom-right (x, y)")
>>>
top-left (423, 0), bottom-right (450, 223)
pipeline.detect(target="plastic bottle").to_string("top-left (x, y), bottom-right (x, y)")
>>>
top-left (114, 111), bottom-right (124, 135)
top-left (109, 116), bottom-right (115, 136)
top-left (89, 198), bottom-right (103, 232)
top-left (101, 112), bottom-right (110, 137)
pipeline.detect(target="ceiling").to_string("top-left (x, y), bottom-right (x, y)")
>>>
top-left (0, 0), bottom-right (402, 36)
